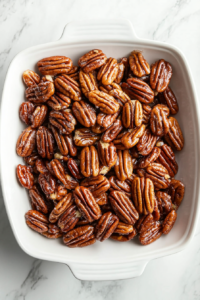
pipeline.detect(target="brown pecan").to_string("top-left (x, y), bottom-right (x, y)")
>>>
top-left (49, 110), bottom-right (76, 135)
top-left (81, 175), bottom-right (110, 198)
top-left (36, 126), bottom-right (55, 160)
top-left (96, 111), bottom-right (120, 128)
top-left (113, 222), bottom-right (134, 235)
top-left (95, 193), bottom-right (108, 205)
top-left (101, 119), bottom-right (123, 143)
top-left (79, 70), bottom-right (98, 96)
top-left (156, 191), bottom-right (172, 219)
top-left (113, 131), bottom-right (129, 150)
top-left (162, 210), bottom-right (177, 234)
top-left (72, 100), bottom-right (96, 127)
top-left (129, 51), bottom-right (150, 77)
top-left (49, 184), bottom-right (68, 201)
top-left (122, 78), bottom-right (154, 104)
top-left (26, 81), bottom-right (55, 104)
top-left (16, 126), bottom-right (36, 157)
top-left (135, 214), bottom-right (154, 233)
top-left (97, 58), bottom-right (119, 85)
top-left (51, 126), bottom-right (77, 156)
top-left (74, 128), bottom-right (100, 147)
top-left (58, 205), bottom-right (81, 232)
top-left (139, 221), bottom-right (162, 245)
top-left (157, 144), bottom-right (178, 177)
top-left (150, 104), bottom-right (170, 136)
top-left (121, 125), bottom-right (146, 149)
top-left (29, 186), bottom-right (48, 214)
top-left (88, 90), bottom-right (120, 114)
top-left (137, 128), bottom-right (158, 156)
top-left (142, 104), bottom-right (152, 124)
top-left (23, 70), bottom-right (40, 87)
top-left (24, 152), bottom-right (40, 167)
top-left (31, 105), bottom-right (48, 128)
top-left (19, 102), bottom-right (35, 125)
top-left (38, 173), bottom-right (56, 195)
top-left (80, 146), bottom-right (99, 177)
top-left (98, 141), bottom-right (117, 168)
top-left (17, 164), bottom-right (34, 189)
top-left (63, 225), bottom-right (96, 248)
top-left (73, 186), bottom-right (101, 222)
top-left (91, 124), bottom-right (108, 134)
top-left (114, 59), bottom-right (126, 84)
top-left (122, 100), bottom-right (143, 128)
top-left (55, 75), bottom-right (82, 101)
top-left (158, 86), bottom-right (179, 115)
top-left (114, 149), bottom-right (133, 181)
top-left (164, 117), bottom-right (184, 151)
top-left (49, 193), bottom-right (73, 223)
top-left (143, 163), bottom-right (170, 190)
top-left (41, 224), bottom-right (63, 239)
top-left (78, 49), bottom-right (107, 73)
top-left (47, 93), bottom-right (71, 110)
top-left (67, 158), bottom-right (82, 180)
top-left (110, 229), bottom-right (137, 242)
top-left (50, 159), bottom-right (79, 190)
top-left (168, 179), bottom-right (185, 209)
top-left (109, 191), bottom-right (139, 225)
top-left (150, 59), bottom-right (173, 92)
top-left (35, 158), bottom-right (49, 175)
top-left (137, 147), bottom-right (161, 169)
top-left (25, 210), bottom-right (49, 233)
top-left (37, 56), bottom-right (73, 75)
top-left (95, 212), bottom-right (119, 241)
top-left (132, 177), bottom-right (155, 214)
top-left (109, 89), bottom-right (130, 107)
top-left (99, 82), bottom-right (122, 94)
top-left (68, 66), bottom-right (79, 81)
top-left (109, 176), bottom-right (131, 198)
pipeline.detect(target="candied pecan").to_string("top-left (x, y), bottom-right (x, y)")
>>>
top-left (109, 88), bottom-right (130, 107)
top-left (122, 78), bottom-right (154, 104)
top-left (114, 149), bottom-right (133, 181)
top-left (137, 128), bottom-right (158, 156)
top-left (129, 51), bottom-right (150, 77)
top-left (114, 59), bottom-right (126, 84)
top-left (143, 163), bottom-right (170, 190)
top-left (16, 126), bottom-right (36, 157)
top-left (49, 110), bottom-right (76, 135)
top-left (113, 131), bottom-right (129, 150)
top-left (26, 81), bottom-right (55, 104)
top-left (157, 144), bottom-right (178, 177)
top-left (142, 104), bottom-right (152, 124)
top-left (80, 146), bottom-right (99, 177)
top-left (139, 221), bottom-right (162, 245)
top-left (67, 158), bottom-right (82, 180)
top-left (137, 147), bottom-right (161, 169)
top-left (156, 191), bottom-right (172, 218)
top-left (135, 214), bottom-right (154, 233)
top-left (110, 229), bottom-right (137, 242)
top-left (158, 86), bottom-right (179, 115)
top-left (55, 74), bottom-right (82, 101)
top-left (81, 175), bottom-right (110, 198)
top-left (79, 69), bottom-right (98, 96)
top-left (78, 49), bottom-right (107, 73)
top-left (109, 191), bottom-right (139, 225)
top-left (168, 179), bottom-right (185, 209)
top-left (73, 186), bottom-right (101, 222)
top-left (36, 126), bottom-right (55, 160)
top-left (49, 184), bottom-right (68, 201)
top-left (41, 224), bottom-right (63, 239)
top-left (72, 100), bottom-right (96, 127)
top-left (97, 58), bottom-right (119, 85)
top-left (38, 173), bottom-right (56, 195)
top-left (96, 111), bottom-right (120, 128)
top-left (95, 212), bottom-right (119, 241)
top-left (150, 104), bottom-right (170, 136)
top-left (95, 193), bottom-right (108, 205)
top-left (31, 105), bottom-right (48, 128)
top-left (121, 125), bottom-right (146, 149)
top-left (100, 82), bottom-right (122, 93)
top-left (24, 152), bottom-right (40, 166)
top-left (132, 177), bottom-right (155, 214)
top-left (91, 124), bottom-right (107, 134)
top-left (114, 222), bottom-right (134, 235)
top-left (17, 164), bottom-right (34, 189)
top-left (47, 93), bottom-right (71, 110)
top-left (150, 59), bottom-right (172, 92)
top-left (35, 158), bottom-right (49, 175)
top-left (162, 210), bottom-right (177, 234)
top-left (19, 102), bottom-right (34, 125)
top-left (109, 176), bottom-right (131, 198)
top-left (122, 100), bottom-right (143, 128)
top-left (58, 205), bottom-right (81, 232)
top-left (49, 193), bottom-right (73, 223)
top-left (25, 210), bottom-right (49, 233)
top-left (23, 70), bottom-right (40, 87)
top-left (98, 141), bottom-right (117, 168)
top-left (68, 66), bottom-right (79, 81)
top-left (29, 186), bottom-right (48, 214)
top-left (88, 90), bottom-right (120, 114)
top-left (74, 128), bottom-right (100, 147)
top-left (63, 225), bottom-right (96, 248)
top-left (164, 117), bottom-right (184, 151)
top-left (51, 125), bottom-right (77, 156)
top-left (101, 119), bottom-right (123, 143)
top-left (50, 159), bottom-right (79, 190)
top-left (37, 56), bottom-right (73, 75)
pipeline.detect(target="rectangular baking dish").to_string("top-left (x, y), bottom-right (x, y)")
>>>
top-left (1, 19), bottom-right (200, 281)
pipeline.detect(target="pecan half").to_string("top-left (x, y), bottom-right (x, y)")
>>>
top-left (47, 93), bottom-right (71, 110)
top-left (142, 104), bottom-right (152, 125)
top-left (29, 186), bottom-right (48, 214)
top-left (74, 128), bottom-right (100, 147)
top-left (101, 119), bottom-right (123, 143)
top-left (113, 222), bottom-right (134, 235)
top-left (97, 58), bottom-right (119, 85)
top-left (35, 158), bottom-right (49, 175)
top-left (72, 100), bottom-right (96, 127)
top-left (49, 184), bottom-right (68, 201)
top-left (150, 59), bottom-right (173, 92)
top-left (113, 131), bottom-right (129, 150)
top-left (139, 221), bottom-right (162, 245)
top-left (137, 147), bottom-right (161, 169)
top-left (114, 149), bottom-right (133, 181)
top-left (109, 89), bottom-right (130, 107)
top-left (49, 193), bottom-right (73, 223)
top-left (63, 225), bottom-right (96, 248)
top-left (168, 179), bottom-right (185, 209)
top-left (157, 144), bottom-right (178, 177)
top-left (67, 158), bottom-right (83, 180)
top-left (95, 212), bottom-right (119, 241)
top-left (135, 214), bottom-right (154, 233)
top-left (109, 176), bottom-right (131, 198)
top-left (164, 117), bottom-right (184, 151)
top-left (36, 126), bottom-right (55, 160)
top-left (91, 124), bottom-right (108, 134)
top-left (49, 110), bottom-right (76, 135)
top-left (158, 86), bottom-right (179, 115)
top-left (122, 100), bottom-right (143, 128)
top-left (25, 210), bottom-right (49, 233)
top-left (51, 126), bottom-right (77, 156)
top-left (150, 104), bottom-right (170, 136)
top-left (78, 49), bottom-right (107, 73)
top-left (129, 51), bottom-right (150, 77)
top-left (37, 56), bottom-right (73, 75)
top-left (17, 164), bottom-right (34, 189)
top-left (55, 75), bottom-right (82, 101)
top-left (79, 70), bottom-right (98, 96)
top-left (80, 146), bottom-right (99, 177)
top-left (81, 175), bottom-right (110, 198)
top-left (26, 81), bottom-right (55, 104)
top-left (38, 173), bottom-right (56, 195)
top-left (88, 90), bottom-right (120, 114)
top-left (143, 163), bottom-right (170, 190)
top-left (114, 59), bottom-right (126, 84)
top-left (98, 141), bottom-right (117, 168)
top-left (16, 126), bottom-right (36, 157)
top-left (156, 191), bottom-right (172, 219)
top-left (41, 224), bottom-right (63, 239)
top-left (31, 105), bottom-right (48, 128)
top-left (96, 111), bottom-right (120, 128)
top-left (137, 128), bottom-right (158, 156)
top-left (58, 205), bottom-right (81, 232)
top-left (19, 102), bottom-right (34, 125)
top-left (23, 70), bottom-right (40, 87)
top-left (162, 210), bottom-right (177, 235)
top-left (110, 229), bottom-right (137, 242)
top-left (121, 124), bottom-right (146, 149)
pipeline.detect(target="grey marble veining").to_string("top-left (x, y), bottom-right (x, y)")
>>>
top-left (1, 0), bottom-right (200, 299)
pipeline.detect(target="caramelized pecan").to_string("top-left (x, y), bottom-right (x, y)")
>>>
top-left (49, 184), bottom-right (68, 201)
top-left (67, 158), bottom-right (83, 180)
top-left (113, 131), bottom-right (129, 150)
top-left (55, 75), bottom-right (82, 101)
top-left (164, 117), bottom-right (184, 151)
top-left (97, 58), bottom-right (119, 85)
top-left (137, 128), bottom-right (158, 156)
top-left (98, 141), bottom-right (117, 168)
top-left (74, 128), bottom-right (100, 147)
top-left (49, 193), bottom-right (73, 223)
top-left (156, 191), bottom-right (172, 219)
top-left (79, 70), bottom-right (98, 96)
top-left (137, 147), bottom-right (161, 169)
top-left (110, 229), bottom-right (137, 242)
top-left (29, 186), bottom-right (48, 214)
top-left (78, 49), bottom-right (107, 73)
top-left (135, 214), bottom-right (154, 233)
top-left (150, 59), bottom-right (172, 92)
top-left (150, 104), bottom-right (170, 136)
top-left (95, 212), bottom-right (119, 241)
top-left (47, 93), bottom-right (71, 110)
top-left (36, 126), bottom-right (55, 160)
top-left (81, 175), bottom-right (110, 198)
top-left (141, 163), bottom-right (170, 190)
top-left (41, 224), bottom-right (62, 239)
top-left (114, 59), bottom-right (126, 84)
top-left (23, 70), bottom-right (40, 87)
top-left (95, 193), bottom-right (108, 205)
top-left (109, 176), bottom-right (131, 198)
top-left (121, 124), bottom-right (146, 149)
top-left (122, 100), bottom-right (143, 128)
top-left (139, 221), bottom-right (162, 245)
top-left (51, 126), bottom-right (77, 156)
top-left (17, 164), bottom-right (34, 189)
top-left (142, 104), bottom-right (152, 124)
top-left (58, 205), bottom-right (81, 232)
top-left (88, 90), bottom-right (120, 114)
top-left (26, 81), bottom-right (55, 104)
top-left (101, 119), bottom-right (123, 143)
top-left (19, 102), bottom-right (34, 125)
top-left (25, 210), bottom-right (49, 233)
top-left (24, 152), bottom-right (40, 167)
top-left (168, 179), bottom-right (185, 209)
top-left (109, 89), bottom-right (130, 107)
top-left (63, 225), bottom-right (96, 248)
top-left (157, 144), bottom-right (178, 177)
top-left (38, 173), bottom-right (56, 195)
top-left (49, 110), bottom-right (76, 135)
top-left (162, 210), bottom-right (177, 234)
top-left (68, 66), bottom-right (79, 81)
top-left (72, 100), bottom-right (96, 127)
top-left (31, 105), bottom-right (48, 128)
top-left (16, 126), bottom-right (36, 157)
top-left (114, 149), bottom-right (133, 181)
top-left (37, 56), bottom-right (73, 75)
top-left (80, 146), bottom-right (99, 177)
top-left (129, 51), bottom-right (150, 77)
top-left (113, 222), bottom-right (134, 235)
top-left (96, 111), bottom-right (120, 128)
top-left (158, 86), bottom-right (179, 115)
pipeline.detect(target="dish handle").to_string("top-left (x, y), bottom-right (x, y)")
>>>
top-left (60, 19), bottom-right (138, 43)
top-left (68, 260), bottom-right (148, 281)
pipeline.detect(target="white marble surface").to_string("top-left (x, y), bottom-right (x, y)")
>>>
top-left (1, 0), bottom-right (200, 299)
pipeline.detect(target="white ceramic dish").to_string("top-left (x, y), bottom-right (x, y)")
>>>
top-left (1, 19), bottom-right (200, 281)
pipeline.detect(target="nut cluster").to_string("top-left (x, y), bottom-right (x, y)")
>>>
top-left (17, 50), bottom-right (185, 248)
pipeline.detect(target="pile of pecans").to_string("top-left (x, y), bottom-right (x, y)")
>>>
top-left (16, 49), bottom-right (185, 247)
